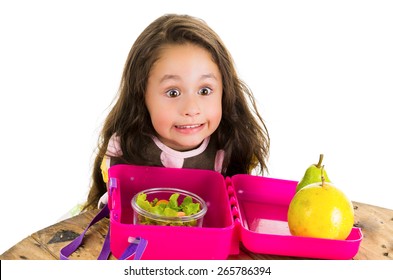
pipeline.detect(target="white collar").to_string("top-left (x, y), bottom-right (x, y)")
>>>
top-left (151, 136), bottom-right (210, 159)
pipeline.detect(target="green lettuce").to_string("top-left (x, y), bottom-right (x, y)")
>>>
top-left (135, 192), bottom-right (202, 226)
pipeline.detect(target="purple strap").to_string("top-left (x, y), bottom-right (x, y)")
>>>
top-left (60, 205), bottom-right (147, 260)
top-left (119, 237), bottom-right (148, 260)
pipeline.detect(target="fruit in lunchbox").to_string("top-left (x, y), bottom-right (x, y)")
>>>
top-left (296, 154), bottom-right (331, 192)
top-left (287, 174), bottom-right (354, 240)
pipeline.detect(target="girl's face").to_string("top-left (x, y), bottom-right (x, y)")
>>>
top-left (145, 43), bottom-right (223, 151)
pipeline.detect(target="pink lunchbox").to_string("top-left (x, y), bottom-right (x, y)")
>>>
top-left (107, 164), bottom-right (362, 260)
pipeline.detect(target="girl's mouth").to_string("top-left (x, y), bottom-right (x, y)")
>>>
top-left (175, 124), bottom-right (203, 129)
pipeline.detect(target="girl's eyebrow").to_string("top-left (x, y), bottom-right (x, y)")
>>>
top-left (159, 73), bottom-right (218, 83)
top-left (200, 73), bottom-right (218, 81)
top-left (159, 74), bottom-right (181, 83)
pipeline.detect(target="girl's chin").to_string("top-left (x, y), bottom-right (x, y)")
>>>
top-left (167, 138), bottom-right (205, 151)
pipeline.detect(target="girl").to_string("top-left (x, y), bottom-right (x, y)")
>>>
top-left (84, 14), bottom-right (270, 210)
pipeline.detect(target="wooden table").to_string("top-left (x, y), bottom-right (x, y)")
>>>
top-left (1, 201), bottom-right (392, 260)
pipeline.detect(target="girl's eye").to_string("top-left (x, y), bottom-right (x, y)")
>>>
top-left (166, 89), bottom-right (180, 98)
top-left (198, 87), bottom-right (212, 96)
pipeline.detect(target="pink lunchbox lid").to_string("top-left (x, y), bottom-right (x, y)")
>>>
top-left (230, 174), bottom-right (363, 260)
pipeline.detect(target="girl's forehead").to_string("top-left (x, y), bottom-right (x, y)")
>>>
top-left (156, 43), bottom-right (213, 62)
top-left (150, 43), bottom-right (221, 78)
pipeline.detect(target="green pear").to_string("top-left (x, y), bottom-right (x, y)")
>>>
top-left (296, 154), bottom-right (331, 192)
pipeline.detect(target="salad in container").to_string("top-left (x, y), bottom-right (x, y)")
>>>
top-left (131, 188), bottom-right (207, 227)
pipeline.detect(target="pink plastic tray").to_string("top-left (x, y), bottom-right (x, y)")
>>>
top-left (108, 165), bottom-right (237, 260)
top-left (230, 174), bottom-right (363, 260)
top-left (107, 165), bottom-right (362, 260)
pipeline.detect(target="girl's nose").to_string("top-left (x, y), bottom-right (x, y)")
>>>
top-left (182, 95), bottom-right (201, 117)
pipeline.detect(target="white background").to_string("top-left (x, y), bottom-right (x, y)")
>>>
top-left (0, 0), bottom-right (392, 254)
top-left (1, 260), bottom-right (391, 279)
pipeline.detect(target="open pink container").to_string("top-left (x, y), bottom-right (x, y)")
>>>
top-left (108, 165), bottom-right (362, 260)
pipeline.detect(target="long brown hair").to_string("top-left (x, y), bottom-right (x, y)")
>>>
top-left (84, 14), bottom-right (270, 210)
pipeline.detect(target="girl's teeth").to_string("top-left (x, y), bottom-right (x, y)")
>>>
top-left (177, 124), bottom-right (200, 129)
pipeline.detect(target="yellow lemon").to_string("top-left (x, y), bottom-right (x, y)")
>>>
top-left (287, 182), bottom-right (354, 240)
